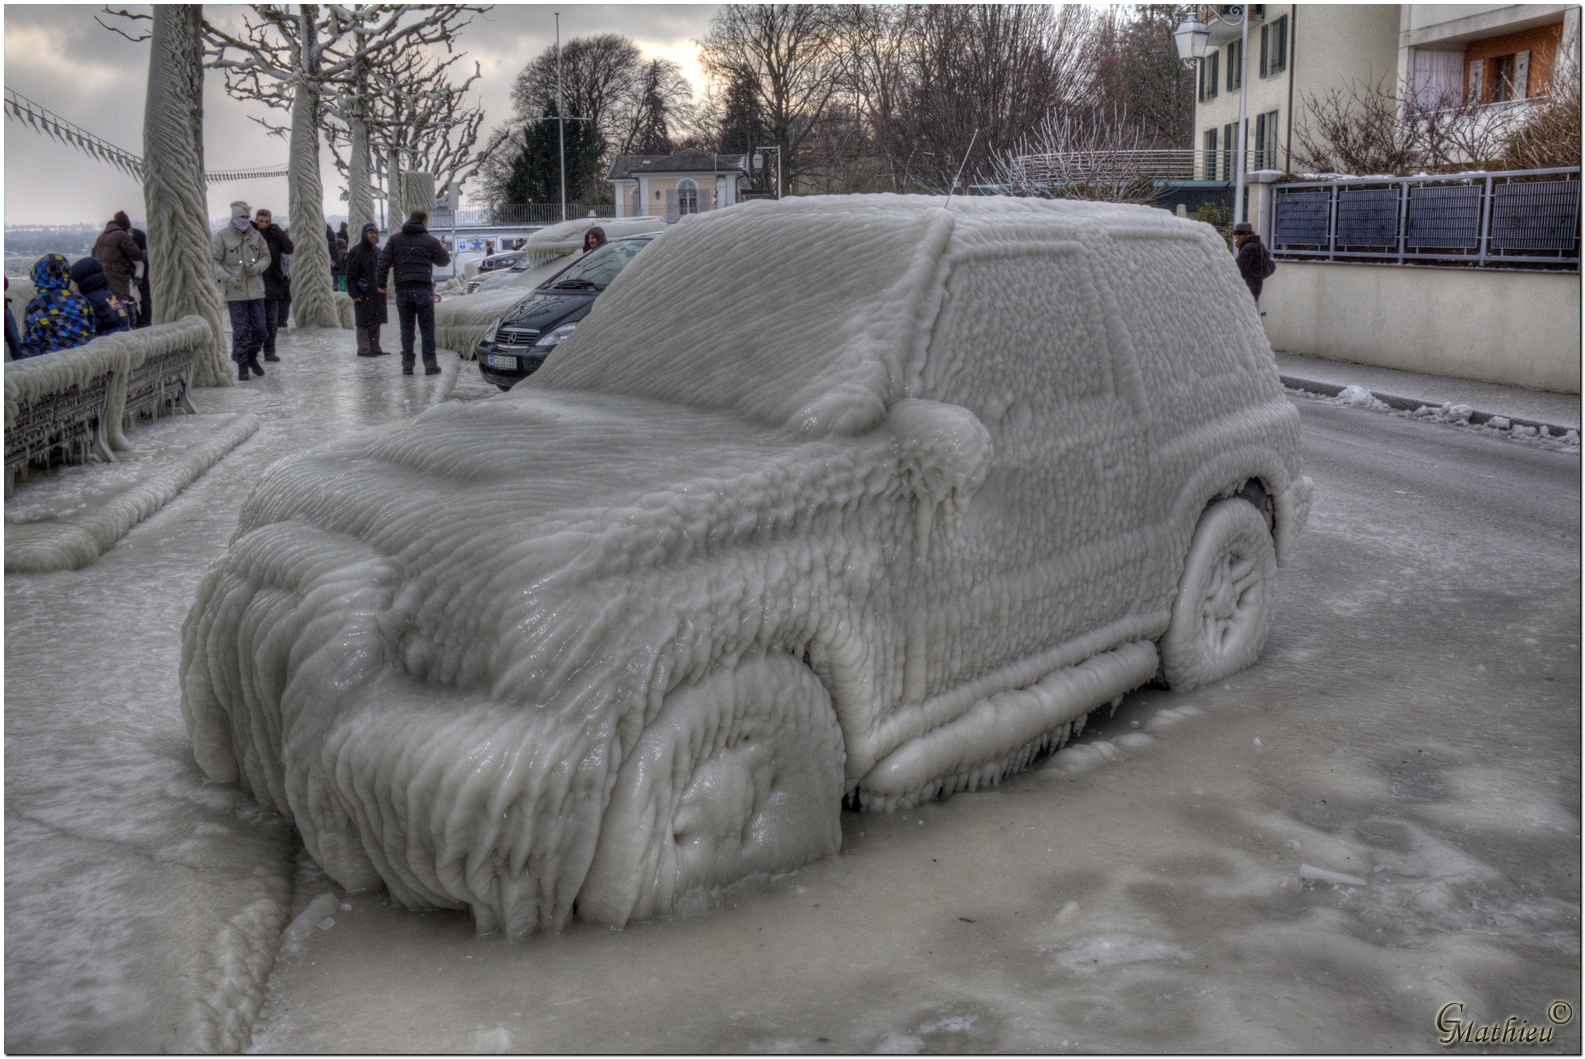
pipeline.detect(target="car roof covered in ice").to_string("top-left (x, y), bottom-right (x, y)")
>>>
top-left (522, 216), bottom-right (667, 265)
top-left (532, 194), bottom-right (1201, 436)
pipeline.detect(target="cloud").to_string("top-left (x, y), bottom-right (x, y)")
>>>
top-left (3, 4), bottom-right (720, 226)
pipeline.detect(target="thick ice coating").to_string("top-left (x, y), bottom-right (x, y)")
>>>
top-left (181, 195), bottom-right (1309, 938)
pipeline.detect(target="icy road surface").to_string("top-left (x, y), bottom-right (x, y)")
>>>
top-left (5, 329), bottom-right (1579, 1053)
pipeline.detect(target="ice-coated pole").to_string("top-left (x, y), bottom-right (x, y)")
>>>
top-left (557, 11), bottom-right (566, 224)
top-left (1234, 10), bottom-right (1249, 225)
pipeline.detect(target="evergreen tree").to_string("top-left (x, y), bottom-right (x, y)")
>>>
top-left (502, 112), bottom-right (602, 205)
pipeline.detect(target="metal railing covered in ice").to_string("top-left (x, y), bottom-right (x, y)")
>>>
top-left (434, 203), bottom-right (617, 228)
top-left (1271, 168), bottom-right (1581, 270)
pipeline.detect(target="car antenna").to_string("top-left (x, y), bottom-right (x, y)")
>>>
top-left (948, 128), bottom-right (979, 199)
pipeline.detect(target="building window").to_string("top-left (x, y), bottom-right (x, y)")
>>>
top-left (1223, 122), bottom-right (1236, 181)
top-left (1478, 52), bottom-right (1531, 101)
top-left (1260, 14), bottom-right (1288, 77)
top-left (1227, 39), bottom-right (1242, 92)
top-left (1254, 110), bottom-right (1279, 169)
top-left (676, 178), bottom-right (699, 215)
top-left (1204, 128), bottom-right (1219, 179)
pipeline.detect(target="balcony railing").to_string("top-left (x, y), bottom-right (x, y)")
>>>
top-left (1271, 167), bottom-right (1581, 270)
top-left (1003, 148), bottom-right (1278, 186)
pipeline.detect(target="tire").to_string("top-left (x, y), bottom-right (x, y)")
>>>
top-left (577, 651), bottom-right (845, 927)
top-left (1159, 498), bottom-right (1278, 692)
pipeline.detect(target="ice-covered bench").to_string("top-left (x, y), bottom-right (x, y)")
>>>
top-left (5, 316), bottom-right (214, 494)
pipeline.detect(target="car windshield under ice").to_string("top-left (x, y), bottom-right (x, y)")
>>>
top-left (541, 239), bottom-right (649, 291)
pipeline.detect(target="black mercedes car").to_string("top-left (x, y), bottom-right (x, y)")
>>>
top-left (476, 233), bottom-right (658, 390)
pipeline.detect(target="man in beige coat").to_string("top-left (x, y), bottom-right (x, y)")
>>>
top-left (211, 200), bottom-right (273, 380)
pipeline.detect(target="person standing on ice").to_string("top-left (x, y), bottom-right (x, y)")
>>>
top-left (68, 257), bottom-right (133, 335)
top-left (377, 209), bottom-right (450, 376)
top-left (211, 201), bottom-right (273, 381)
top-left (345, 222), bottom-right (388, 357)
top-left (19, 255), bottom-right (96, 356)
top-left (1233, 222), bottom-right (1275, 301)
top-left (254, 209), bottom-right (294, 363)
top-left (91, 211), bottom-right (146, 318)
top-left (127, 220), bottom-right (151, 328)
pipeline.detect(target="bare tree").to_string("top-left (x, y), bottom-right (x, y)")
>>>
top-left (1293, 76), bottom-right (1527, 175)
top-left (201, 5), bottom-right (484, 327)
top-left (1500, 71), bottom-right (1582, 170)
top-left (698, 5), bottom-right (845, 192)
top-left (512, 34), bottom-right (640, 196)
top-left (614, 58), bottom-right (697, 156)
top-left (986, 108), bottom-right (1165, 203)
top-left (823, 4), bottom-right (1095, 194)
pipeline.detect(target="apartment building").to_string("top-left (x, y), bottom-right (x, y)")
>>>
top-left (1191, 4), bottom-right (1579, 179)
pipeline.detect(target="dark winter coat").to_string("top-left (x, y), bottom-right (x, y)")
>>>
top-left (258, 223), bottom-right (295, 301)
top-left (344, 224), bottom-right (388, 330)
top-left (378, 219), bottom-right (451, 290)
top-left (21, 254), bottom-right (96, 356)
top-left (69, 257), bottom-right (132, 336)
top-left (91, 220), bottom-right (147, 301)
top-left (1235, 235), bottom-right (1271, 300)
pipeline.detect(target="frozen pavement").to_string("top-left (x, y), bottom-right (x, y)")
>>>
top-left (4, 328), bottom-right (491, 1052)
top-left (1276, 351), bottom-right (1581, 434)
top-left (248, 392), bottom-right (1577, 1050)
top-left (6, 337), bottom-right (1579, 1053)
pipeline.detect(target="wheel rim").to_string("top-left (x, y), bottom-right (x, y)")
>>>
top-left (1199, 544), bottom-right (1264, 652)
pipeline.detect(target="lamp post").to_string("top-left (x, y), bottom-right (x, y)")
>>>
top-left (752, 145), bottom-right (782, 199)
top-left (1176, 6), bottom-right (1251, 225)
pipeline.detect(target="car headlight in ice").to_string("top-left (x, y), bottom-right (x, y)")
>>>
top-left (536, 321), bottom-right (578, 349)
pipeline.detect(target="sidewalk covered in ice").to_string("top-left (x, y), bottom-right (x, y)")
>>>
top-left (3, 327), bottom-right (482, 1052)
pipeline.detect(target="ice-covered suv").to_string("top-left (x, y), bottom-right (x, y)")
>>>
top-left (182, 195), bottom-right (1311, 939)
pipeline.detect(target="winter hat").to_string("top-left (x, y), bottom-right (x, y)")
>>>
top-left (1233, 222), bottom-right (1255, 235)
top-left (231, 201), bottom-right (251, 219)
top-left (112, 210), bottom-right (132, 230)
top-left (69, 257), bottom-right (106, 283)
top-left (360, 222), bottom-right (380, 241)
top-left (30, 254), bottom-right (71, 292)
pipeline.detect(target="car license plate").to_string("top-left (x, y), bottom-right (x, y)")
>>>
top-left (488, 354), bottom-right (518, 370)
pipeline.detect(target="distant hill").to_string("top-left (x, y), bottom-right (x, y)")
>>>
top-left (5, 223), bottom-right (106, 258)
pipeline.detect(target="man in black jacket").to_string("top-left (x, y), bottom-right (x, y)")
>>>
top-left (377, 210), bottom-right (451, 375)
top-left (1233, 222), bottom-right (1273, 301)
top-left (254, 209), bottom-right (294, 361)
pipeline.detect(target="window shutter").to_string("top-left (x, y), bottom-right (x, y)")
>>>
top-left (1260, 23), bottom-right (1269, 78)
top-left (1514, 50), bottom-right (1530, 98)
top-left (1467, 58), bottom-right (1484, 104)
top-left (1209, 52), bottom-right (1219, 98)
top-left (1255, 113), bottom-right (1266, 167)
top-left (666, 189), bottom-right (677, 223)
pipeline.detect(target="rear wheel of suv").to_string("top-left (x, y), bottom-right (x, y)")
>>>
top-left (1159, 499), bottom-right (1277, 692)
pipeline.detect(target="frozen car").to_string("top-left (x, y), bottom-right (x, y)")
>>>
top-left (476, 233), bottom-right (658, 389)
top-left (182, 195), bottom-right (1311, 939)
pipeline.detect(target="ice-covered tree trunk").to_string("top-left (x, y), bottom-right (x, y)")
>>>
top-left (347, 111), bottom-right (376, 234)
top-left (287, 9), bottom-right (339, 329)
top-left (142, 6), bottom-right (231, 387)
top-left (387, 147), bottom-right (404, 227)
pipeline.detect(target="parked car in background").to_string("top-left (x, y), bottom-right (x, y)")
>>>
top-left (477, 250), bottom-right (526, 274)
top-left (475, 233), bottom-right (658, 390)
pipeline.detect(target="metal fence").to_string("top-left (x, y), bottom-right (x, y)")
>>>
top-left (433, 203), bottom-right (616, 228)
top-left (1271, 168), bottom-right (1581, 269)
top-left (1005, 148), bottom-right (1271, 185)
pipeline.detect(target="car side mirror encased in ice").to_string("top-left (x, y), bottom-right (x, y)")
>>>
top-left (885, 398), bottom-right (993, 553)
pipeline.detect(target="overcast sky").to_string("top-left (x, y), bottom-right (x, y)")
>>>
top-left (3, 4), bottom-right (719, 227)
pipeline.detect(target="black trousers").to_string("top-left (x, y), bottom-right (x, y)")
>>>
top-left (395, 286), bottom-right (437, 364)
top-left (262, 298), bottom-right (287, 356)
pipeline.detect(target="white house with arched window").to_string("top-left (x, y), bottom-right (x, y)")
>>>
top-left (607, 149), bottom-right (753, 222)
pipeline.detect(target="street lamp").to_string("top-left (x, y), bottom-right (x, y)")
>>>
top-left (752, 145), bottom-right (782, 199)
top-left (1176, 6), bottom-right (1250, 225)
